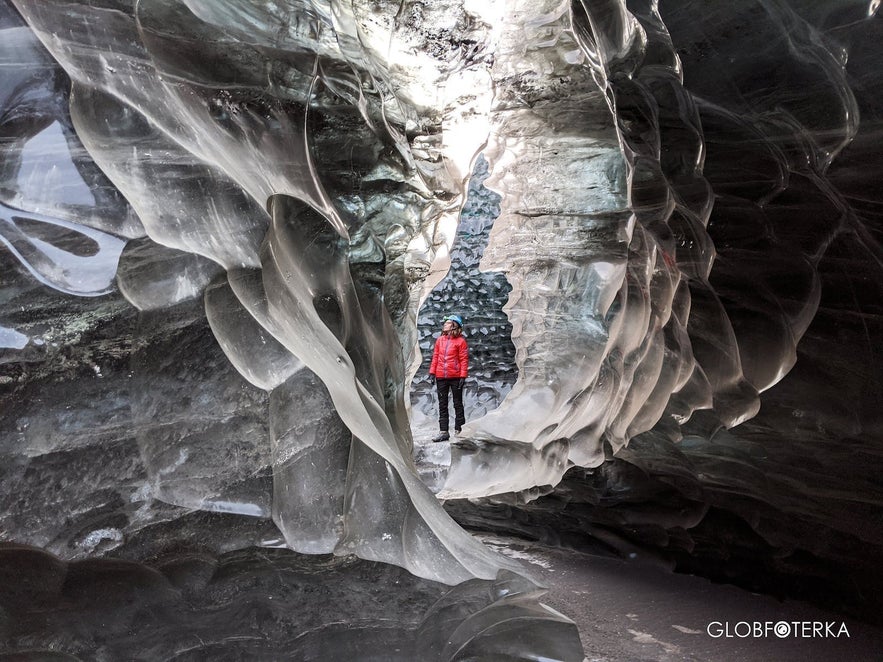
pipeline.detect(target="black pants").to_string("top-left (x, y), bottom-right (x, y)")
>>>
top-left (436, 378), bottom-right (465, 432)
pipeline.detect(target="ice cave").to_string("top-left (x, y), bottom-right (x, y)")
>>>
top-left (1, 0), bottom-right (882, 659)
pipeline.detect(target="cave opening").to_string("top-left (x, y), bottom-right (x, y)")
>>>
top-left (408, 155), bottom-right (517, 433)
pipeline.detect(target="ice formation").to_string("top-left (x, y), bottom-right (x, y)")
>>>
top-left (0, 544), bottom-right (583, 660)
top-left (2, 0), bottom-right (882, 642)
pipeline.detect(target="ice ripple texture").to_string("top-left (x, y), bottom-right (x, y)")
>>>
top-left (3, 0), bottom-right (879, 585)
top-left (0, 543), bottom-right (582, 661)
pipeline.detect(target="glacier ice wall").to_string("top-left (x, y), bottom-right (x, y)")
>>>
top-left (434, 0), bottom-right (883, 615)
top-left (1, 0), bottom-right (882, 620)
top-left (5, 0), bottom-right (533, 585)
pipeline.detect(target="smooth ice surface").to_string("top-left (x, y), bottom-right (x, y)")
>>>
top-left (5, 0), bottom-right (525, 586)
top-left (1, 0), bottom-right (882, 629)
top-left (0, 544), bottom-right (583, 661)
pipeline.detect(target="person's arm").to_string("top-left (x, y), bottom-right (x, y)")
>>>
top-left (429, 338), bottom-right (439, 377)
top-left (459, 337), bottom-right (469, 379)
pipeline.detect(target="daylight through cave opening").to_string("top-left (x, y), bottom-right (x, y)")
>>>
top-left (409, 155), bottom-right (516, 432)
top-left (2, 0), bottom-right (883, 640)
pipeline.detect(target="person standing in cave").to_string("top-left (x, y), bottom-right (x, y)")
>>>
top-left (429, 314), bottom-right (468, 442)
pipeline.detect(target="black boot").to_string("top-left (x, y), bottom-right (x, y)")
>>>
top-left (432, 431), bottom-right (450, 442)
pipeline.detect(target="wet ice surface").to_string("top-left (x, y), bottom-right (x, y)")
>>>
top-left (1, 0), bottom-right (524, 586)
top-left (4, 527), bottom-right (877, 662)
top-left (3, 535), bottom-right (881, 662)
top-left (0, 543), bottom-right (583, 661)
top-left (5, 0), bottom-right (869, 563)
top-left (412, 427), bottom-right (452, 494)
top-left (413, 427), bottom-right (567, 501)
top-left (1, 0), bottom-right (882, 650)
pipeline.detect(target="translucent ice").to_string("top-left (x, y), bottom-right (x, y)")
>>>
top-left (0, 544), bottom-right (584, 661)
top-left (3, 0), bottom-right (878, 602)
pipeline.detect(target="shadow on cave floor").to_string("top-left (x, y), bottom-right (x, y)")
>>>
top-left (404, 431), bottom-right (883, 661)
top-left (470, 535), bottom-right (883, 661)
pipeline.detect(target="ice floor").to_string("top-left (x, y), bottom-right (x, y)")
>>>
top-left (484, 537), bottom-right (883, 662)
top-left (411, 427), bottom-right (883, 661)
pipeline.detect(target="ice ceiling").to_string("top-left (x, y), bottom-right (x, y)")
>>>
top-left (1, 0), bottom-right (882, 645)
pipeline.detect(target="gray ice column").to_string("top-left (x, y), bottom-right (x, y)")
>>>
top-left (474, 0), bottom-right (632, 473)
top-left (256, 195), bottom-right (524, 583)
top-left (270, 371), bottom-right (350, 553)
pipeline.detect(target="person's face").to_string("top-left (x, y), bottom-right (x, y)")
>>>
top-left (442, 320), bottom-right (455, 332)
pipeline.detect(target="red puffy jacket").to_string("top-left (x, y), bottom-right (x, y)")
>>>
top-left (429, 333), bottom-right (468, 379)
